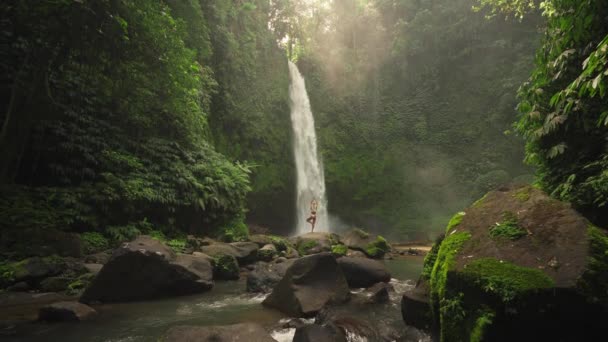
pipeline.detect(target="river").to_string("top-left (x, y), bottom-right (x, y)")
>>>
top-left (6, 258), bottom-right (429, 342)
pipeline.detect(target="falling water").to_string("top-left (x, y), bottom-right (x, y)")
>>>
top-left (288, 61), bottom-right (329, 234)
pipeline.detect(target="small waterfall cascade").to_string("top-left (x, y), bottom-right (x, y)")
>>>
top-left (288, 61), bottom-right (329, 234)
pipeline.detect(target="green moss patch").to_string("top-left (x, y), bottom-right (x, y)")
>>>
top-left (422, 234), bottom-right (444, 280)
top-left (513, 187), bottom-right (531, 202)
top-left (470, 309), bottom-right (495, 342)
top-left (213, 254), bottom-right (239, 280)
top-left (462, 258), bottom-right (554, 302)
top-left (578, 225), bottom-right (608, 306)
top-left (331, 244), bottom-right (347, 256)
top-left (430, 231), bottom-right (471, 310)
top-left (445, 212), bottom-right (466, 234)
top-left (365, 235), bottom-right (389, 258)
top-left (488, 212), bottom-right (527, 241)
top-left (297, 240), bottom-right (319, 255)
top-left (270, 236), bottom-right (289, 251)
top-left (81, 232), bottom-right (110, 254)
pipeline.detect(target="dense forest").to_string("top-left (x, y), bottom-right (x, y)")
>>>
top-left (0, 0), bottom-right (606, 340)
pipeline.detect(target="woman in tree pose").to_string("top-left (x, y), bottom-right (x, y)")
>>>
top-left (306, 199), bottom-right (318, 232)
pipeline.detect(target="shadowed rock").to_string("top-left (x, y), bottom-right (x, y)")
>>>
top-left (80, 236), bottom-right (213, 303)
top-left (263, 253), bottom-right (350, 317)
top-left (337, 257), bottom-right (391, 288)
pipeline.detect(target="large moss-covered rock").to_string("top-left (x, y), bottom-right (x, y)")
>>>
top-left (410, 185), bottom-right (607, 341)
top-left (80, 236), bottom-right (213, 303)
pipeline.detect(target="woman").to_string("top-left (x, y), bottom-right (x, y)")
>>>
top-left (306, 199), bottom-right (318, 232)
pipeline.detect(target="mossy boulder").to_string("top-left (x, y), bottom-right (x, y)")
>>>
top-left (341, 229), bottom-right (390, 258)
top-left (294, 232), bottom-right (339, 255)
top-left (405, 184), bottom-right (607, 341)
top-left (258, 244), bottom-right (277, 262)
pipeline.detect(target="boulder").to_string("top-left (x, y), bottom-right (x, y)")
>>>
top-left (401, 280), bottom-right (432, 331)
top-left (38, 301), bottom-right (96, 322)
top-left (6, 282), bottom-right (29, 292)
top-left (201, 241), bottom-right (258, 265)
top-left (293, 324), bottom-right (346, 342)
top-left (341, 229), bottom-right (390, 258)
top-left (11, 257), bottom-right (63, 284)
top-left (360, 282), bottom-right (391, 304)
top-left (420, 184), bottom-right (608, 341)
top-left (337, 257), bottom-right (391, 288)
top-left (246, 259), bottom-right (295, 292)
top-left (294, 232), bottom-right (340, 256)
top-left (163, 323), bottom-right (276, 342)
top-left (258, 244), bottom-right (277, 261)
top-left (263, 253), bottom-right (350, 317)
top-left (80, 236), bottom-right (213, 303)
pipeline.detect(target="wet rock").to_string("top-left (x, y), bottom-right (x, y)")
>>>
top-left (293, 323), bottom-right (346, 342)
top-left (164, 323), bottom-right (276, 342)
top-left (337, 257), bottom-right (391, 288)
top-left (230, 242), bottom-right (259, 264)
top-left (401, 280), bottom-right (432, 331)
top-left (80, 236), bottom-right (213, 303)
top-left (263, 253), bottom-right (350, 317)
top-left (282, 246), bottom-right (300, 259)
top-left (38, 301), bottom-right (96, 322)
top-left (246, 259), bottom-right (294, 292)
top-left (361, 282), bottom-right (391, 304)
top-left (258, 244), bottom-right (277, 261)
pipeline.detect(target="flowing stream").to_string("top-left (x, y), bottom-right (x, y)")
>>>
top-left (288, 61), bottom-right (329, 234)
top-left (5, 259), bottom-right (428, 342)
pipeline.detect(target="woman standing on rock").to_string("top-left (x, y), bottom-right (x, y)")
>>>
top-left (306, 199), bottom-right (318, 232)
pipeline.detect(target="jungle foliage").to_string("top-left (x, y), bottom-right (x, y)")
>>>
top-left (0, 0), bottom-right (264, 250)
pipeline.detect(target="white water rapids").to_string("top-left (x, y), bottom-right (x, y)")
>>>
top-left (288, 61), bottom-right (330, 234)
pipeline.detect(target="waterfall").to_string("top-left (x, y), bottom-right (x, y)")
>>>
top-left (288, 61), bottom-right (330, 235)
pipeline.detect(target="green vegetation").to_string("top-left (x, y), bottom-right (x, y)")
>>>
top-left (331, 244), bottom-right (348, 257)
top-left (489, 212), bottom-right (527, 240)
top-left (462, 258), bottom-right (555, 302)
top-left (297, 240), bottom-right (319, 256)
top-left (429, 231), bottom-right (472, 312)
top-left (422, 235), bottom-right (445, 280)
top-left (212, 255), bottom-right (239, 280)
top-left (578, 225), bottom-right (608, 306)
top-left (81, 232), bottom-right (110, 254)
top-left (475, 0), bottom-right (608, 226)
top-left (353, 228), bottom-right (370, 239)
top-left (470, 310), bottom-right (496, 342)
top-left (216, 219), bottom-right (249, 243)
top-left (514, 187), bottom-right (532, 202)
top-left (445, 212), bottom-right (466, 234)
top-left (270, 236), bottom-right (289, 252)
top-left (365, 235), bottom-right (390, 258)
